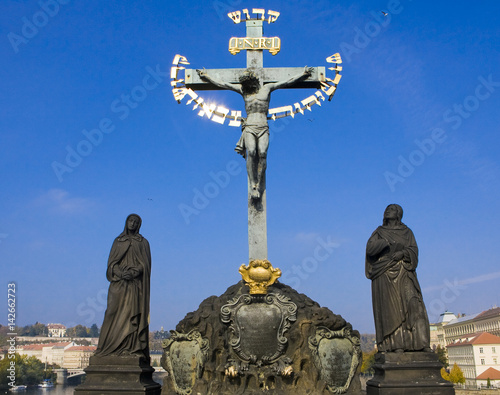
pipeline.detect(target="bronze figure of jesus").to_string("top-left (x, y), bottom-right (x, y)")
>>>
top-left (197, 67), bottom-right (313, 200)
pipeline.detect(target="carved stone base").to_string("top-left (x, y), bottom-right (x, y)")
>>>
top-left (366, 351), bottom-right (455, 395)
top-left (161, 281), bottom-right (362, 395)
top-left (75, 355), bottom-right (161, 395)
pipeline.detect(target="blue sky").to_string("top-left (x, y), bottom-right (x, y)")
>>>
top-left (1, 0), bottom-right (499, 335)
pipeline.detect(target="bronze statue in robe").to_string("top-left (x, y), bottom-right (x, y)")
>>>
top-left (95, 214), bottom-right (151, 359)
top-left (366, 204), bottom-right (431, 352)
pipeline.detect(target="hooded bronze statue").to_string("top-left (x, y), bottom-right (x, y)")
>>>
top-left (95, 214), bottom-right (151, 359)
top-left (366, 204), bottom-right (431, 353)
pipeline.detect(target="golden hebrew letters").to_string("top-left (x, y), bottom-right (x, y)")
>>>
top-left (228, 111), bottom-right (242, 127)
top-left (170, 49), bottom-right (342, 123)
top-left (211, 106), bottom-right (230, 124)
top-left (326, 53), bottom-right (342, 64)
top-left (227, 9), bottom-right (280, 24)
top-left (252, 8), bottom-right (265, 20)
top-left (267, 10), bottom-right (280, 23)
top-left (228, 11), bottom-right (241, 24)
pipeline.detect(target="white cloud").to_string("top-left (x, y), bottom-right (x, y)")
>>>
top-left (294, 232), bottom-right (321, 243)
top-left (33, 189), bottom-right (94, 215)
top-left (424, 270), bottom-right (500, 292)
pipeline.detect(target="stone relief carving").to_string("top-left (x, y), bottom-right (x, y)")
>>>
top-left (220, 293), bottom-right (297, 375)
top-left (161, 330), bottom-right (209, 395)
top-left (308, 326), bottom-right (361, 394)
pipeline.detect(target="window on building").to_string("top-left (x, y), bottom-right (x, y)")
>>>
top-left (480, 347), bottom-right (484, 353)
top-left (493, 347), bottom-right (496, 353)
top-left (494, 358), bottom-right (497, 364)
top-left (481, 359), bottom-right (485, 365)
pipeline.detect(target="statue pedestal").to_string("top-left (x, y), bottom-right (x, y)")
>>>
top-left (366, 351), bottom-right (455, 395)
top-left (161, 281), bottom-right (362, 395)
top-left (75, 355), bottom-right (161, 395)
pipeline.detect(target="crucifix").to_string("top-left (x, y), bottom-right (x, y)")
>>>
top-left (180, 9), bottom-right (330, 263)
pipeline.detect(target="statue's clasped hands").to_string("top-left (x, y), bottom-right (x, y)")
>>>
top-left (121, 270), bottom-right (134, 280)
top-left (392, 251), bottom-right (405, 262)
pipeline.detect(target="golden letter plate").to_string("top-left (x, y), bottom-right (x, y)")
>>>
top-left (229, 37), bottom-right (281, 55)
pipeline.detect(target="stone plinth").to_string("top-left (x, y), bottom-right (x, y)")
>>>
top-left (74, 355), bottom-right (161, 395)
top-left (366, 351), bottom-right (455, 395)
top-left (161, 281), bottom-right (362, 395)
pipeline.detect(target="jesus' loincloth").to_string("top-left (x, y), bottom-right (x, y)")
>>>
top-left (235, 124), bottom-right (269, 158)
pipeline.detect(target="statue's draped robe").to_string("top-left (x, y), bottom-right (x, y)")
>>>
top-left (365, 224), bottom-right (430, 352)
top-left (95, 225), bottom-right (151, 358)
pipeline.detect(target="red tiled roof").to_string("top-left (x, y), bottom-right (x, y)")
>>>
top-left (477, 368), bottom-right (500, 380)
top-left (448, 332), bottom-right (500, 347)
top-left (470, 332), bottom-right (500, 345)
top-left (20, 344), bottom-right (46, 350)
top-left (475, 307), bottom-right (500, 321)
top-left (20, 342), bottom-right (72, 350)
top-left (47, 324), bottom-right (66, 329)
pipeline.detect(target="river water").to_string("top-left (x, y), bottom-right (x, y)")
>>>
top-left (3, 373), bottom-right (165, 395)
top-left (2, 386), bottom-right (77, 395)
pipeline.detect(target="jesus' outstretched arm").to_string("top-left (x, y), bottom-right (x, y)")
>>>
top-left (267, 66), bottom-right (313, 92)
top-left (197, 68), bottom-right (242, 94)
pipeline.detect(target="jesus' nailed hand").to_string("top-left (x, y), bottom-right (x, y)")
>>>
top-left (196, 66), bottom-right (313, 201)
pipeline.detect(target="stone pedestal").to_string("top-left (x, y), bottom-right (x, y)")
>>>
top-left (366, 351), bottom-right (455, 395)
top-left (75, 355), bottom-right (161, 395)
top-left (161, 281), bottom-right (362, 395)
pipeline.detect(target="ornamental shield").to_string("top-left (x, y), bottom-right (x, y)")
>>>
top-left (221, 293), bottom-right (297, 365)
top-left (308, 327), bottom-right (361, 394)
top-left (162, 330), bottom-right (209, 395)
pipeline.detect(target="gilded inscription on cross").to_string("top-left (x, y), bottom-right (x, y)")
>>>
top-left (170, 8), bottom-right (343, 262)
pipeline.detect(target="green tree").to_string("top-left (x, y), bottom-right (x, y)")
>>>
top-left (89, 323), bottom-right (99, 337)
top-left (0, 354), bottom-right (60, 387)
top-left (435, 345), bottom-right (449, 368)
top-left (19, 355), bottom-right (46, 385)
top-left (487, 377), bottom-right (491, 388)
top-left (18, 322), bottom-right (48, 337)
top-left (361, 349), bottom-right (377, 375)
top-left (67, 324), bottom-right (90, 337)
top-left (0, 354), bottom-right (46, 386)
top-left (0, 354), bottom-right (16, 386)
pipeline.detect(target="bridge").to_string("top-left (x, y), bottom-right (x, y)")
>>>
top-left (55, 368), bottom-right (86, 385)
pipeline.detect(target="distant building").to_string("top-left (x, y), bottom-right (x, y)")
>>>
top-left (18, 342), bottom-right (75, 365)
top-left (17, 341), bottom-right (97, 369)
top-left (63, 345), bottom-right (96, 369)
top-left (151, 352), bottom-right (162, 368)
top-left (447, 332), bottom-right (500, 388)
top-left (476, 367), bottom-right (500, 388)
top-left (47, 323), bottom-right (67, 338)
top-left (430, 311), bottom-right (457, 351)
top-left (444, 307), bottom-right (500, 343)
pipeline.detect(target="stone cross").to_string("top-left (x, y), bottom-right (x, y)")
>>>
top-left (183, 10), bottom-right (324, 262)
